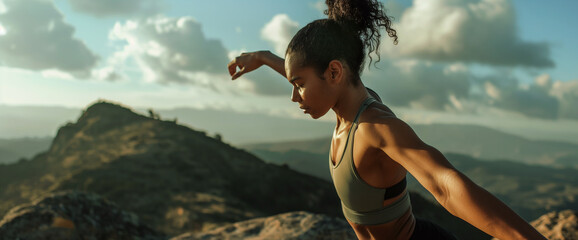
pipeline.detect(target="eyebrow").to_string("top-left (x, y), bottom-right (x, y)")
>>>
top-left (289, 76), bottom-right (301, 84)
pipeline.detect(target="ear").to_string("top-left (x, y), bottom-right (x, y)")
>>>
top-left (325, 60), bottom-right (344, 85)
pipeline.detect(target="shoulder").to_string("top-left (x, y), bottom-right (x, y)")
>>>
top-left (356, 104), bottom-right (425, 150)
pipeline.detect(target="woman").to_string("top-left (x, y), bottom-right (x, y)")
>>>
top-left (227, 0), bottom-right (546, 239)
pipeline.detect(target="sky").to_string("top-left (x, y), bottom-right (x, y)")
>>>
top-left (0, 0), bottom-right (577, 143)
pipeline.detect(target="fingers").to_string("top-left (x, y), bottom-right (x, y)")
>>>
top-left (231, 67), bottom-right (246, 80)
top-left (227, 56), bottom-right (241, 75)
top-left (227, 52), bottom-right (261, 80)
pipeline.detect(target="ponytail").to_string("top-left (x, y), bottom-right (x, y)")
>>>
top-left (325, 0), bottom-right (398, 66)
top-left (286, 0), bottom-right (398, 85)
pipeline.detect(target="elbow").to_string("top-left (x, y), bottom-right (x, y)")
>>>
top-left (433, 168), bottom-right (464, 210)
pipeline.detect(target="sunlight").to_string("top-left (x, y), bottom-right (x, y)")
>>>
top-left (0, 24), bottom-right (6, 36)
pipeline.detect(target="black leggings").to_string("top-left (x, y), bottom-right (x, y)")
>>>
top-left (409, 218), bottom-right (458, 240)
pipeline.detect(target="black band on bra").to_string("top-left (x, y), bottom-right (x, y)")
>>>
top-left (384, 177), bottom-right (407, 200)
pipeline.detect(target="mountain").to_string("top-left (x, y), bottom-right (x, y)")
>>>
top-left (243, 123), bottom-right (578, 168)
top-left (243, 143), bottom-right (578, 222)
top-left (0, 137), bottom-right (53, 164)
top-left (0, 105), bottom-right (80, 139)
top-left (411, 124), bottom-right (578, 168)
top-left (0, 100), bottom-right (494, 239)
top-left (4, 103), bottom-right (578, 165)
top-left (0, 100), bottom-right (341, 236)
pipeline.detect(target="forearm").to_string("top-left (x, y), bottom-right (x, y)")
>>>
top-left (257, 50), bottom-right (286, 78)
top-left (440, 170), bottom-right (546, 240)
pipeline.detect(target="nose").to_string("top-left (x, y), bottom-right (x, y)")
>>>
top-left (290, 86), bottom-right (301, 103)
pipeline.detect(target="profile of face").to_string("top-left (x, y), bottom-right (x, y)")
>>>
top-left (284, 52), bottom-right (336, 119)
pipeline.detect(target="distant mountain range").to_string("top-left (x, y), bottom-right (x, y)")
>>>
top-left (0, 101), bottom-right (490, 240)
top-left (244, 139), bottom-right (578, 223)
top-left (0, 137), bottom-right (52, 164)
top-left (243, 123), bottom-right (578, 168)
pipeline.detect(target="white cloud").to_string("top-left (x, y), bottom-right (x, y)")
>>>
top-left (108, 16), bottom-right (230, 85)
top-left (67, 0), bottom-right (162, 17)
top-left (41, 69), bottom-right (75, 80)
top-left (103, 16), bottom-right (289, 96)
top-left (0, 0), bottom-right (6, 14)
top-left (551, 79), bottom-right (578, 119)
top-left (261, 14), bottom-right (299, 55)
top-left (385, 0), bottom-right (553, 67)
top-left (365, 59), bottom-right (471, 111)
top-left (0, 0), bottom-right (98, 78)
top-left (478, 73), bottom-right (562, 119)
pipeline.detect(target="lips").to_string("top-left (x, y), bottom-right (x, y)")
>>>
top-left (299, 106), bottom-right (309, 113)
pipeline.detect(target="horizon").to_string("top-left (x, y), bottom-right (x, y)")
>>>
top-left (2, 102), bottom-right (578, 147)
top-left (1, 0), bottom-right (577, 145)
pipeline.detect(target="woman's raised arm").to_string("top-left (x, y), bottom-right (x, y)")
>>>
top-left (364, 118), bottom-right (547, 240)
top-left (227, 50), bottom-right (286, 80)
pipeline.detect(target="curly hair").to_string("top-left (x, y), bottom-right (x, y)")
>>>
top-left (286, 0), bottom-right (398, 85)
top-left (325, 0), bottom-right (398, 65)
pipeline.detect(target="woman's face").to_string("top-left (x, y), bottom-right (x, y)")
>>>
top-left (285, 53), bottom-right (335, 119)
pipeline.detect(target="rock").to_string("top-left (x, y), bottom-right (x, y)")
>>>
top-left (531, 210), bottom-right (578, 240)
top-left (0, 191), bottom-right (165, 240)
top-left (492, 210), bottom-right (578, 240)
top-left (171, 211), bottom-right (356, 240)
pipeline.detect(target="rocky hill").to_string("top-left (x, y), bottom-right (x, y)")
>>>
top-left (4, 100), bottom-right (563, 240)
top-left (0, 101), bottom-right (341, 236)
top-left (0, 191), bottom-right (164, 240)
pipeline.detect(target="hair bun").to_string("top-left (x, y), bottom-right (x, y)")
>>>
top-left (324, 0), bottom-right (398, 65)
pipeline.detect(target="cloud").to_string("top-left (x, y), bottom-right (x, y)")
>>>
top-left (364, 60), bottom-right (471, 111)
top-left (0, 0), bottom-right (98, 78)
top-left (227, 49), bottom-right (289, 96)
top-left (108, 16), bottom-right (230, 85)
top-left (363, 59), bottom-right (578, 120)
top-left (482, 80), bottom-right (559, 119)
top-left (476, 73), bottom-right (578, 120)
top-left (385, 0), bottom-right (553, 67)
top-left (551, 79), bottom-right (578, 119)
top-left (261, 14), bottom-right (299, 56)
top-left (67, 0), bottom-right (163, 17)
top-left (104, 16), bottom-right (290, 96)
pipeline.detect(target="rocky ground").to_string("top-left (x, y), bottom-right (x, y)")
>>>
top-left (0, 191), bottom-right (165, 240)
top-left (171, 211), bottom-right (356, 240)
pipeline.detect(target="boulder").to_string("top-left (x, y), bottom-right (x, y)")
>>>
top-left (0, 191), bottom-right (165, 240)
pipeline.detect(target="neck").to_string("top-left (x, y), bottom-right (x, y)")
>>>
top-left (332, 83), bottom-right (369, 125)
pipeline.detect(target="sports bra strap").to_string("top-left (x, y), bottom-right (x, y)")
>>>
top-left (353, 97), bottom-right (377, 124)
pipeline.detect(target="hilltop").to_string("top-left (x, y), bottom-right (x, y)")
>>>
top-left (0, 100), bottom-right (341, 236)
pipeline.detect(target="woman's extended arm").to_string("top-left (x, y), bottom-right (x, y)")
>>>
top-left (227, 50), bottom-right (286, 80)
top-left (366, 118), bottom-right (546, 240)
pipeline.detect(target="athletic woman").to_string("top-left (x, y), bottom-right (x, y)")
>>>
top-left (227, 0), bottom-right (546, 239)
